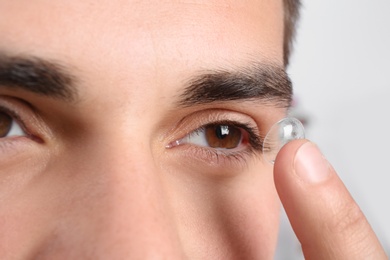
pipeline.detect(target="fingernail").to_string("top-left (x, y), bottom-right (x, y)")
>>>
top-left (294, 142), bottom-right (331, 184)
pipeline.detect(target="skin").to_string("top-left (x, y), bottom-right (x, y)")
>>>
top-left (0, 0), bottom-right (387, 259)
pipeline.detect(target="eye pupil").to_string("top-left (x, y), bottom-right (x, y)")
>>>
top-left (205, 125), bottom-right (242, 149)
top-left (215, 125), bottom-right (229, 139)
top-left (0, 112), bottom-right (12, 138)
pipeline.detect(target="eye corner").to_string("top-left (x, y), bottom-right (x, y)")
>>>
top-left (162, 108), bottom-right (269, 170)
top-left (0, 97), bottom-right (48, 144)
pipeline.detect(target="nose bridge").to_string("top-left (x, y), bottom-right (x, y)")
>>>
top-left (83, 133), bottom-right (183, 258)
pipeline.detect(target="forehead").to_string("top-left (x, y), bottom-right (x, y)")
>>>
top-left (0, 0), bottom-right (284, 66)
top-left (0, 0), bottom-right (285, 111)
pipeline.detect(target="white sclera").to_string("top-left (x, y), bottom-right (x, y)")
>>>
top-left (262, 117), bottom-right (305, 164)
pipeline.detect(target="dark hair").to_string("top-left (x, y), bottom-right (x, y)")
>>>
top-left (283, 0), bottom-right (302, 66)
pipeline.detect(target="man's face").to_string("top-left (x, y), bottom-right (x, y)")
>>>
top-left (0, 0), bottom-right (289, 258)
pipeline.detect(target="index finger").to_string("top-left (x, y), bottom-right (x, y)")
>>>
top-left (274, 139), bottom-right (387, 259)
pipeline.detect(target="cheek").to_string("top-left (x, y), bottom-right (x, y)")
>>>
top-left (163, 161), bottom-right (280, 259)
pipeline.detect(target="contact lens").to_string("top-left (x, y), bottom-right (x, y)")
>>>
top-left (262, 117), bottom-right (305, 164)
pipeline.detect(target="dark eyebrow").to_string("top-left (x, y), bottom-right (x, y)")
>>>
top-left (178, 63), bottom-right (293, 108)
top-left (0, 54), bottom-right (77, 101)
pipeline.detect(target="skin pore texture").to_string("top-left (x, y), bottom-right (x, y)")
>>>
top-left (0, 0), bottom-right (287, 259)
top-left (1, 1), bottom-right (387, 259)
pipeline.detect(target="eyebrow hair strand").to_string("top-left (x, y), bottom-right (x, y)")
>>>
top-left (0, 54), bottom-right (77, 101)
top-left (178, 63), bottom-right (293, 108)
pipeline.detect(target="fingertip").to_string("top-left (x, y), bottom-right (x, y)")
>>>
top-left (273, 139), bottom-right (311, 183)
top-left (273, 139), bottom-right (388, 259)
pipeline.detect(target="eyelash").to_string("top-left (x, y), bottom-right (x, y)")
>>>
top-left (0, 102), bottom-right (38, 142)
top-left (168, 119), bottom-right (265, 167)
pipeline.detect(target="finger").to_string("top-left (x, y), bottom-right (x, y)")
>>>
top-left (274, 139), bottom-right (387, 260)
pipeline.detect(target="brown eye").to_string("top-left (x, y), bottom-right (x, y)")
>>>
top-left (204, 125), bottom-right (242, 149)
top-left (166, 121), bottom-right (255, 151)
top-left (0, 112), bottom-right (12, 138)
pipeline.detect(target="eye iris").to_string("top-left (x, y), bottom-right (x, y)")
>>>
top-left (0, 112), bottom-right (12, 137)
top-left (205, 125), bottom-right (242, 149)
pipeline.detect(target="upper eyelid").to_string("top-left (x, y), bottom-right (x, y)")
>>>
top-left (0, 96), bottom-right (48, 142)
top-left (165, 109), bottom-right (265, 153)
top-left (166, 109), bottom-right (260, 139)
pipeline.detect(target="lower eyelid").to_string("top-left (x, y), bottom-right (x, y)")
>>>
top-left (174, 144), bottom-right (255, 171)
top-left (167, 135), bottom-right (261, 173)
top-left (0, 136), bottom-right (34, 158)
